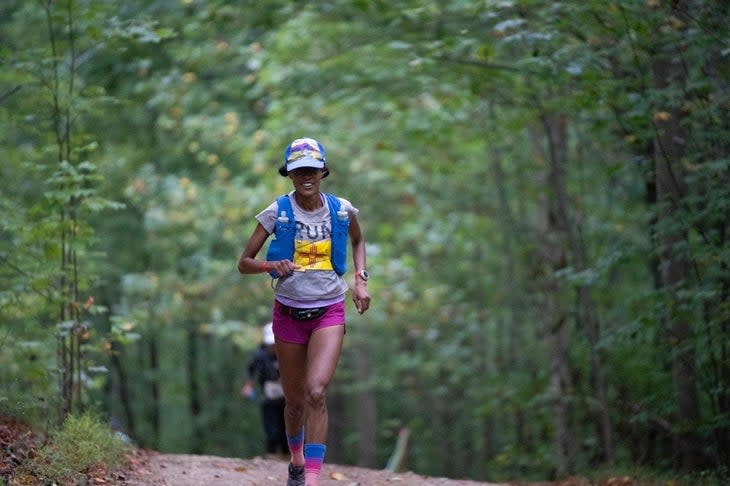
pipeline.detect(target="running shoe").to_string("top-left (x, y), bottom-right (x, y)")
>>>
top-left (287, 463), bottom-right (305, 486)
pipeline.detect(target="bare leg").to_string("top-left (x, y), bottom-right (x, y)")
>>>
top-left (275, 325), bottom-right (344, 463)
top-left (303, 325), bottom-right (345, 443)
top-left (276, 340), bottom-right (307, 466)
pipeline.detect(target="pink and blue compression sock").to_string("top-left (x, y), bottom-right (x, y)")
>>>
top-left (287, 429), bottom-right (305, 463)
top-left (304, 443), bottom-right (327, 486)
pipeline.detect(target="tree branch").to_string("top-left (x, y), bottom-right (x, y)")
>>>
top-left (0, 85), bottom-right (22, 104)
top-left (0, 255), bottom-right (54, 300)
top-left (434, 55), bottom-right (537, 75)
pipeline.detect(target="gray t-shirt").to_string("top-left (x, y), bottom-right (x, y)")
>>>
top-left (256, 192), bottom-right (359, 304)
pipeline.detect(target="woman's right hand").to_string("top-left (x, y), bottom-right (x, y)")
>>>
top-left (268, 259), bottom-right (302, 277)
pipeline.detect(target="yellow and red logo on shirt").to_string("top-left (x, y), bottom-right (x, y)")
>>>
top-left (294, 240), bottom-right (333, 271)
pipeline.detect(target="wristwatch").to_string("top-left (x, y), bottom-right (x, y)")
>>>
top-left (357, 269), bottom-right (369, 282)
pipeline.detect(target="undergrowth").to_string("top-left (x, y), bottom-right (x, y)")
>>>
top-left (583, 463), bottom-right (729, 486)
top-left (18, 412), bottom-right (129, 485)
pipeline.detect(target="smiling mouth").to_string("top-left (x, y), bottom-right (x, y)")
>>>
top-left (302, 183), bottom-right (314, 189)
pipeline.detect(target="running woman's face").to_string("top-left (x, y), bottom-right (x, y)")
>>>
top-left (289, 167), bottom-right (324, 196)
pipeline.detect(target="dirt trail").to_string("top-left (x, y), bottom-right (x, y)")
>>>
top-left (123, 450), bottom-right (513, 486)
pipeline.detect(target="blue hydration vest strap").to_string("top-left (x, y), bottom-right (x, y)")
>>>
top-left (265, 193), bottom-right (349, 277)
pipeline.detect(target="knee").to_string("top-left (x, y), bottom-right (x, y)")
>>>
top-left (305, 384), bottom-right (327, 411)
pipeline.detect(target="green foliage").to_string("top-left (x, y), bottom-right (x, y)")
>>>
top-left (21, 412), bottom-right (129, 484)
top-left (1, 0), bottom-right (729, 482)
top-left (0, 332), bottom-right (57, 430)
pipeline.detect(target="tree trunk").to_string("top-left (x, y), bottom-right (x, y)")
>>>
top-left (704, 13), bottom-right (730, 465)
top-left (475, 303), bottom-right (496, 474)
top-left (540, 109), bottom-right (615, 464)
top-left (487, 102), bottom-right (529, 457)
top-left (326, 384), bottom-right (346, 464)
top-left (531, 121), bottom-right (576, 476)
top-left (354, 342), bottom-right (377, 467)
top-left (650, 0), bottom-right (701, 471)
top-left (148, 328), bottom-right (160, 449)
top-left (579, 287), bottom-right (614, 463)
top-left (110, 341), bottom-right (136, 440)
top-left (188, 321), bottom-right (203, 453)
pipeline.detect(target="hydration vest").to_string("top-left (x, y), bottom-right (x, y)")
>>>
top-left (265, 193), bottom-right (349, 278)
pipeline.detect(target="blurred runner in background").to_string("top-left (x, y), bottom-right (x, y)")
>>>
top-left (241, 322), bottom-right (288, 458)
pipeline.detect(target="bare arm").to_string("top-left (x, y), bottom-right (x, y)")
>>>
top-left (237, 223), bottom-right (298, 276)
top-left (348, 215), bottom-right (371, 314)
top-left (237, 223), bottom-right (271, 274)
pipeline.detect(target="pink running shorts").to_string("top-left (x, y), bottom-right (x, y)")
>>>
top-left (272, 300), bottom-right (346, 345)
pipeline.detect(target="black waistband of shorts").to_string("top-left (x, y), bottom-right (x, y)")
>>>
top-left (276, 301), bottom-right (328, 320)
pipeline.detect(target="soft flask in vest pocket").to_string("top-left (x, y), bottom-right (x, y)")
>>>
top-left (329, 197), bottom-right (350, 276)
top-left (265, 200), bottom-right (296, 278)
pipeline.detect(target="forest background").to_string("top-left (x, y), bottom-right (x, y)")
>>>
top-left (1, 0), bottom-right (728, 483)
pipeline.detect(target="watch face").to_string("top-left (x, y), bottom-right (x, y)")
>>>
top-left (359, 270), bottom-right (369, 280)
